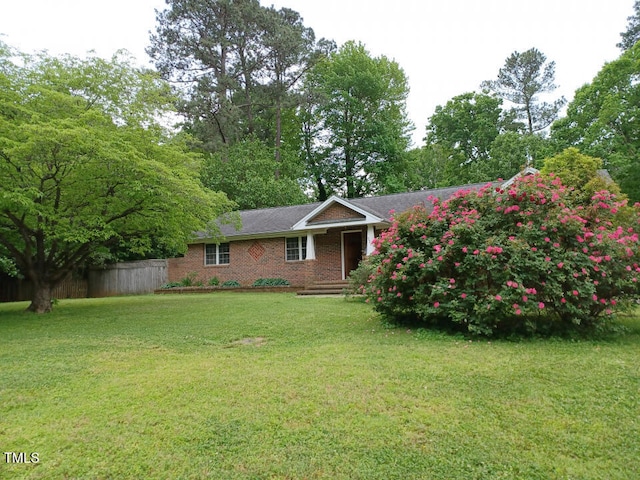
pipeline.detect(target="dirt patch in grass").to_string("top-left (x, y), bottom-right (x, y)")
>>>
top-left (226, 337), bottom-right (267, 347)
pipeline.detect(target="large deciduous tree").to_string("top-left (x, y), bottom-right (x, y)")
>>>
top-left (0, 46), bottom-right (235, 313)
top-left (424, 91), bottom-right (520, 185)
top-left (482, 48), bottom-right (566, 134)
top-left (300, 41), bottom-right (412, 198)
top-left (550, 42), bottom-right (640, 201)
top-left (200, 137), bottom-right (308, 209)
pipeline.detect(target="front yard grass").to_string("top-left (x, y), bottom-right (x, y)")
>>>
top-left (0, 293), bottom-right (638, 479)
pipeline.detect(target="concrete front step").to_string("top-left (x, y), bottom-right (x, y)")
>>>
top-left (297, 280), bottom-right (349, 296)
top-left (297, 289), bottom-right (345, 296)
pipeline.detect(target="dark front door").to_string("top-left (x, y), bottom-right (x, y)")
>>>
top-left (343, 231), bottom-right (363, 279)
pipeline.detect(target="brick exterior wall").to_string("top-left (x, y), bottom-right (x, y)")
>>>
top-left (168, 226), bottom-right (369, 286)
top-left (168, 238), bottom-right (312, 287)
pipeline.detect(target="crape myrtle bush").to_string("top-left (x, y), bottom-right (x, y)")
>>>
top-left (362, 173), bottom-right (640, 336)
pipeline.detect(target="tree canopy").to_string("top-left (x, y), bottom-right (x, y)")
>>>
top-left (551, 41), bottom-right (640, 202)
top-left (618, 0), bottom-right (640, 51)
top-left (424, 91), bottom-right (516, 184)
top-left (200, 137), bottom-right (308, 209)
top-left (0, 45), bottom-right (235, 312)
top-left (148, 0), bottom-right (328, 152)
top-left (300, 41), bottom-right (413, 198)
top-left (481, 48), bottom-right (566, 134)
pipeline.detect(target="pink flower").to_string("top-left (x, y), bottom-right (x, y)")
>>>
top-left (573, 290), bottom-right (579, 296)
top-left (522, 295), bottom-right (528, 302)
top-left (538, 302), bottom-right (545, 309)
top-left (461, 293), bottom-right (467, 299)
top-left (495, 294), bottom-right (502, 301)
top-left (449, 278), bottom-right (456, 284)
top-left (434, 302), bottom-right (440, 308)
top-left (515, 309), bottom-right (522, 315)
top-left (557, 262), bottom-right (564, 269)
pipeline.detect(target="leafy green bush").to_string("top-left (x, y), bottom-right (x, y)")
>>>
top-left (221, 280), bottom-right (241, 288)
top-left (207, 276), bottom-right (220, 286)
top-left (179, 272), bottom-right (199, 287)
top-left (252, 278), bottom-right (290, 287)
top-left (160, 281), bottom-right (183, 289)
top-left (347, 261), bottom-right (377, 296)
top-left (364, 173), bottom-right (640, 336)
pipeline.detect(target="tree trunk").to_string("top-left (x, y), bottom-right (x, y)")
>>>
top-left (274, 97), bottom-right (282, 178)
top-left (27, 281), bottom-right (53, 313)
top-left (345, 148), bottom-right (356, 198)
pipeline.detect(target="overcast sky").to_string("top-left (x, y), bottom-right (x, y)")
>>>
top-left (0, 0), bottom-right (634, 146)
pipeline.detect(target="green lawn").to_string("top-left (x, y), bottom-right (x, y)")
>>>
top-left (1, 293), bottom-right (638, 479)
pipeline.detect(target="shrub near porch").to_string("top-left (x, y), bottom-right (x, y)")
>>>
top-left (364, 173), bottom-right (640, 336)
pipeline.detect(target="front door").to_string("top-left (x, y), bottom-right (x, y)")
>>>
top-left (342, 231), bottom-right (363, 279)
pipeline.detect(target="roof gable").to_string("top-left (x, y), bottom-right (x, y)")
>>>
top-left (307, 202), bottom-right (366, 225)
top-left (291, 196), bottom-right (384, 231)
top-left (500, 166), bottom-right (539, 189)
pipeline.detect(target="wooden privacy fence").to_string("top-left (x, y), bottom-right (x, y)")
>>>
top-left (0, 275), bottom-right (88, 303)
top-left (88, 259), bottom-right (168, 298)
top-left (0, 259), bottom-right (168, 302)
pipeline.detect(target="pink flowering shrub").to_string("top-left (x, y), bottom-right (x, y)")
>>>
top-left (363, 174), bottom-right (640, 336)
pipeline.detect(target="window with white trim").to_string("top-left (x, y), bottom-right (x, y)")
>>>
top-left (205, 243), bottom-right (230, 265)
top-left (286, 236), bottom-right (307, 261)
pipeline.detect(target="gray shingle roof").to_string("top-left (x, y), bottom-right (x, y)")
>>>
top-left (349, 182), bottom-right (492, 219)
top-left (218, 202), bottom-right (321, 237)
top-left (209, 181), bottom-right (497, 240)
top-left (199, 168), bottom-right (615, 242)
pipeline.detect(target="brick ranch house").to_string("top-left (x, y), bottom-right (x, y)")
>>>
top-left (167, 179), bottom-right (510, 289)
top-left (166, 166), bottom-right (618, 289)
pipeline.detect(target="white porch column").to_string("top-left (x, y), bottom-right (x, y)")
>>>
top-left (306, 232), bottom-right (316, 260)
top-left (366, 225), bottom-right (375, 255)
